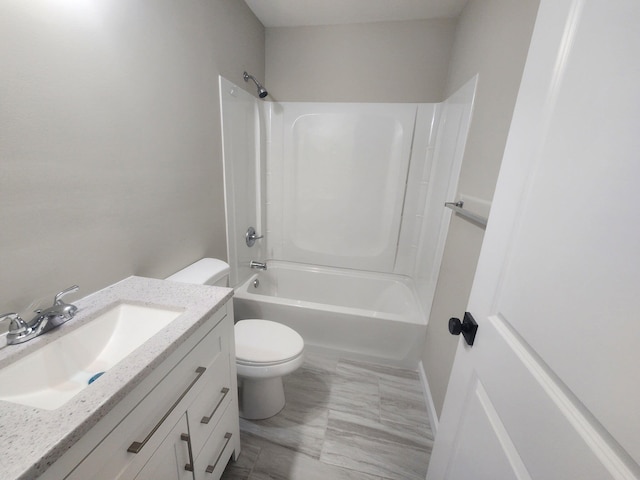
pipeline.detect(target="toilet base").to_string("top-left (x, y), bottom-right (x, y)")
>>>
top-left (238, 376), bottom-right (286, 420)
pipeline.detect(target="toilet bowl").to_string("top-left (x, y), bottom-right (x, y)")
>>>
top-left (166, 258), bottom-right (305, 420)
top-left (235, 319), bottom-right (304, 419)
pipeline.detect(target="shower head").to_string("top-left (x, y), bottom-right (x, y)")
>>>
top-left (243, 71), bottom-right (268, 99)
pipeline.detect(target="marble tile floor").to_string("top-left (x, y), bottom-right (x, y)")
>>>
top-left (221, 350), bottom-right (434, 480)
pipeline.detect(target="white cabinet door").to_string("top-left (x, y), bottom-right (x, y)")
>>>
top-left (427, 0), bottom-right (640, 478)
top-left (135, 414), bottom-right (194, 480)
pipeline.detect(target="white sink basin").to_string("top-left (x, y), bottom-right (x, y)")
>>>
top-left (0, 303), bottom-right (183, 410)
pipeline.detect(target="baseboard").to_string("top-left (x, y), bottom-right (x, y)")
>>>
top-left (418, 360), bottom-right (439, 436)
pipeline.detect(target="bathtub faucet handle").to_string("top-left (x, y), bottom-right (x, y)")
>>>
top-left (250, 261), bottom-right (267, 271)
top-left (245, 227), bottom-right (264, 247)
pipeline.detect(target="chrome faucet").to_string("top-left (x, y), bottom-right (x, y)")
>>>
top-left (249, 261), bottom-right (267, 271)
top-left (1, 285), bottom-right (79, 345)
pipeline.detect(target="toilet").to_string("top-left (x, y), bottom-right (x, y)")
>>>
top-left (166, 258), bottom-right (304, 420)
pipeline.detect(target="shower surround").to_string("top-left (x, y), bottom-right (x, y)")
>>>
top-left (219, 76), bottom-right (476, 366)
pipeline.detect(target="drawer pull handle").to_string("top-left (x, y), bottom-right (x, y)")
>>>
top-left (180, 433), bottom-right (195, 472)
top-left (127, 366), bottom-right (207, 454)
top-left (205, 432), bottom-right (232, 474)
top-left (201, 387), bottom-right (230, 424)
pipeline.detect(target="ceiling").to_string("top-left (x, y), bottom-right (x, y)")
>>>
top-left (243, 0), bottom-right (468, 28)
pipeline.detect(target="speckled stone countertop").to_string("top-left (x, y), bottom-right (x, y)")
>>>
top-left (0, 276), bottom-right (233, 480)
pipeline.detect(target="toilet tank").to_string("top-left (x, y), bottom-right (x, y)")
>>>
top-left (166, 258), bottom-right (230, 287)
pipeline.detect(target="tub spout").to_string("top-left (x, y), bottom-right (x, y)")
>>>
top-left (250, 261), bottom-right (267, 271)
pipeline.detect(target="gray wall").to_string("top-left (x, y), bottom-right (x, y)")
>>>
top-left (0, 1), bottom-right (264, 315)
top-left (265, 19), bottom-right (456, 102)
top-left (422, 0), bottom-right (541, 418)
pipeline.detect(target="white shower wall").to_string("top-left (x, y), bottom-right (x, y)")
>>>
top-left (413, 77), bottom-right (477, 316)
top-left (262, 77), bottom-right (477, 317)
top-left (220, 76), bottom-right (477, 319)
top-left (264, 102), bottom-right (440, 274)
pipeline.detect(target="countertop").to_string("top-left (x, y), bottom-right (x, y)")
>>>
top-left (0, 276), bottom-right (233, 480)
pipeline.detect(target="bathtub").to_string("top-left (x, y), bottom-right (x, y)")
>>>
top-left (233, 261), bottom-right (427, 367)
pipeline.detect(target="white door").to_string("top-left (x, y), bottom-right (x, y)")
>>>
top-left (427, 1), bottom-right (640, 479)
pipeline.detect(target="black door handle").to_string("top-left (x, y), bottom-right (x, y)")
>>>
top-left (448, 312), bottom-right (478, 346)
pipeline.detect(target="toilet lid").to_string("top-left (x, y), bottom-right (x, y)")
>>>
top-left (235, 319), bottom-right (304, 364)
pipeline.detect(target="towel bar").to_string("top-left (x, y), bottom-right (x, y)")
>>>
top-left (444, 201), bottom-right (488, 227)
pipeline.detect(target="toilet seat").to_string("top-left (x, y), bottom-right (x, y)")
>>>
top-left (234, 319), bottom-right (304, 380)
top-left (235, 319), bottom-right (304, 365)
top-left (236, 357), bottom-right (300, 367)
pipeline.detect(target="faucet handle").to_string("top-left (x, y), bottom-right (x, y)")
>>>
top-left (54, 285), bottom-right (79, 305)
top-left (245, 227), bottom-right (264, 247)
top-left (0, 313), bottom-right (28, 334)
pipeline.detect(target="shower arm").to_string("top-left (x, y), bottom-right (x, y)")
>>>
top-left (243, 71), bottom-right (268, 99)
top-left (243, 72), bottom-right (257, 85)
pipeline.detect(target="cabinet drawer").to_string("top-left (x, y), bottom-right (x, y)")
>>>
top-left (67, 309), bottom-right (227, 480)
top-left (188, 347), bottom-right (231, 457)
top-left (193, 404), bottom-right (239, 480)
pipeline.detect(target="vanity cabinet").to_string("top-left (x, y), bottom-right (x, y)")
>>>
top-left (48, 300), bottom-right (240, 480)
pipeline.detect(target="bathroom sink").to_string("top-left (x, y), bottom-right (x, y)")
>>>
top-left (0, 303), bottom-right (183, 410)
